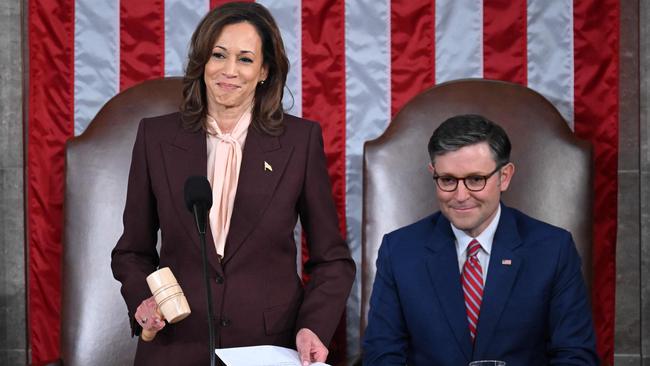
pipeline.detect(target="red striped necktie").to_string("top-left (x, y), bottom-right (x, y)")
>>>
top-left (462, 239), bottom-right (484, 342)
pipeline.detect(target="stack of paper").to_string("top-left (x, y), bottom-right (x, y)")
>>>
top-left (216, 345), bottom-right (331, 366)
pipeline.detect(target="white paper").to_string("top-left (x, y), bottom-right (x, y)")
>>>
top-left (215, 345), bottom-right (330, 366)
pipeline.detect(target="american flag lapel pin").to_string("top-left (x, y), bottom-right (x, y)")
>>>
top-left (502, 259), bottom-right (512, 266)
top-left (264, 161), bottom-right (273, 172)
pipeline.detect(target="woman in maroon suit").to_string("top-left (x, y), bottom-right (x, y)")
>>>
top-left (111, 3), bottom-right (355, 365)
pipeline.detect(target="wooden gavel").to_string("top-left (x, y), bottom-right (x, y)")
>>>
top-left (141, 267), bottom-right (191, 341)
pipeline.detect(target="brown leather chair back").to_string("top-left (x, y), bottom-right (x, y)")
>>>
top-left (361, 78), bottom-right (592, 335)
top-left (61, 78), bottom-right (183, 366)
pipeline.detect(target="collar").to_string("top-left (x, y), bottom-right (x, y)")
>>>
top-left (451, 205), bottom-right (501, 256)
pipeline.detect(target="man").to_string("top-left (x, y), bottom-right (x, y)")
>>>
top-left (362, 115), bottom-right (598, 365)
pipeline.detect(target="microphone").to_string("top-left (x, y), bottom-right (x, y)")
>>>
top-left (183, 176), bottom-right (216, 366)
top-left (184, 176), bottom-right (212, 234)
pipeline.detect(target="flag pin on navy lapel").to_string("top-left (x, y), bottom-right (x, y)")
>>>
top-left (264, 161), bottom-right (273, 172)
top-left (502, 259), bottom-right (512, 266)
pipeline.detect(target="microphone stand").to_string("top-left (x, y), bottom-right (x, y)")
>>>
top-left (194, 204), bottom-right (216, 366)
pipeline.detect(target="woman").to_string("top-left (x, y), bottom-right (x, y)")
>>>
top-left (111, 3), bottom-right (355, 365)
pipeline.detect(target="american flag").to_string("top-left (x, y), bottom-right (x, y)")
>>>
top-left (27, 0), bottom-right (618, 364)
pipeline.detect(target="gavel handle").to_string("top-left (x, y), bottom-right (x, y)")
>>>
top-left (141, 329), bottom-right (156, 342)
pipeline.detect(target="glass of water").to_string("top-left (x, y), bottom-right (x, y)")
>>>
top-left (469, 361), bottom-right (506, 366)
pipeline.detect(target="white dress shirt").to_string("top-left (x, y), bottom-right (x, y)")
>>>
top-left (451, 205), bottom-right (501, 283)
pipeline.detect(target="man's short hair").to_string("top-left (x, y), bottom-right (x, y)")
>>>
top-left (427, 114), bottom-right (511, 167)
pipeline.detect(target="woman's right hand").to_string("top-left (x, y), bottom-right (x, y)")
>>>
top-left (135, 296), bottom-right (166, 337)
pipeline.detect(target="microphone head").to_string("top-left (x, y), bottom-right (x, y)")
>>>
top-left (183, 176), bottom-right (213, 212)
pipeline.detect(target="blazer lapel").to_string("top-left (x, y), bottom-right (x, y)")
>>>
top-left (222, 127), bottom-right (293, 264)
top-left (473, 205), bottom-right (523, 359)
top-left (161, 126), bottom-right (221, 272)
top-left (425, 216), bottom-right (473, 361)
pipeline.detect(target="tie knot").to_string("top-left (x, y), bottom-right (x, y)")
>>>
top-left (467, 239), bottom-right (481, 257)
top-left (213, 133), bottom-right (238, 144)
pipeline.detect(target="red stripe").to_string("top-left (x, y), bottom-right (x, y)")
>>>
top-left (463, 256), bottom-right (483, 341)
top-left (483, 0), bottom-right (527, 84)
top-left (463, 279), bottom-right (482, 299)
top-left (465, 268), bottom-right (483, 291)
top-left (463, 289), bottom-right (481, 315)
top-left (573, 1), bottom-right (619, 363)
top-left (119, 0), bottom-right (165, 91)
top-left (390, 0), bottom-right (436, 116)
top-left (302, 0), bottom-right (347, 363)
top-left (27, 0), bottom-right (75, 363)
top-left (210, 0), bottom-right (254, 10)
top-left (463, 274), bottom-right (483, 303)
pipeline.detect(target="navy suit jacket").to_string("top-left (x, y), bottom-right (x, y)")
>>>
top-left (363, 204), bottom-right (598, 365)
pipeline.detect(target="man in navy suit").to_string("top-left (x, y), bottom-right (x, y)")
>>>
top-left (362, 115), bottom-right (598, 365)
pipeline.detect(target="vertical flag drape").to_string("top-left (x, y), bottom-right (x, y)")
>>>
top-left (26, 0), bottom-right (619, 364)
top-left (27, 0), bottom-right (74, 361)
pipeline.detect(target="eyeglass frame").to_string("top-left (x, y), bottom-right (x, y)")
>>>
top-left (432, 163), bottom-right (507, 192)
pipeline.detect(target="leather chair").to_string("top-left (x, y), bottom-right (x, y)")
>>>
top-left (61, 78), bottom-right (183, 365)
top-left (360, 78), bottom-right (592, 336)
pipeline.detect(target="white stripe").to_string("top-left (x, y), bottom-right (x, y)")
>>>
top-left (463, 279), bottom-right (483, 300)
top-left (465, 269), bottom-right (483, 290)
top-left (467, 312), bottom-right (478, 326)
top-left (464, 282), bottom-right (483, 302)
top-left (527, 0), bottom-right (574, 129)
top-left (463, 284), bottom-right (482, 306)
top-left (164, 0), bottom-right (209, 77)
top-left (258, 0), bottom-right (302, 117)
top-left (464, 297), bottom-right (479, 319)
top-left (74, 0), bottom-right (119, 135)
top-left (435, 0), bottom-right (483, 83)
top-left (345, 0), bottom-right (391, 358)
top-left (464, 298), bottom-right (480, 317)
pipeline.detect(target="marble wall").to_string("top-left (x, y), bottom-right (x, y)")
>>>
top-left (639, 2), bottom-right (650, 365)
top-left (615, 1), bottom-right (642, 365)
top-left (0, 0), bottom-right (26, 365)
top-left (617, 0), bottom-right (650, 365)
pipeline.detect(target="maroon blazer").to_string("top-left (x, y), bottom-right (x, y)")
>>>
top-left (111, 112), bottom-right (355, 365)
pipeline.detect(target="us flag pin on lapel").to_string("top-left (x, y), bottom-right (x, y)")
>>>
top-left (502, 259), bottom-right (512, 266)
top-left (264, 161), bottom-right (273, 172)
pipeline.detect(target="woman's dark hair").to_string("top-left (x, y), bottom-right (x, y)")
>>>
top-left (181, 2), bottom-right (289, 135)
top-left (427, 114), bottom-right (511, 167)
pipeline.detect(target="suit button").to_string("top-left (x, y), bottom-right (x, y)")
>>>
top-left (220, 318), bottom-right (231, 327)
top-left (215, 275), bottom-right (224, 284)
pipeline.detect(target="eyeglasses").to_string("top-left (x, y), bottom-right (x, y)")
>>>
top-left (432, 164), bottom-right (505, 192)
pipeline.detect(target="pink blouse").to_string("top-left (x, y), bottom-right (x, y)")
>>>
top-left (205, 110), bottom-right (252, 258)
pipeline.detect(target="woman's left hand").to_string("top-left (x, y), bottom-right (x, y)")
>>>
top-left (296, 328), bottom-right (328, 365)
top-left (135, 296), bottom-right (166, 334)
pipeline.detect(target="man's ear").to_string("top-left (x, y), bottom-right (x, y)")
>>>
top-left (498, 162), bottom-right (515, 192)
top-left (427, 162), bottom-right (435, 174)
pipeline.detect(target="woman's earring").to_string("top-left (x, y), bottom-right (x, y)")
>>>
top-left (259, 80), bottom-right (265, 85)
